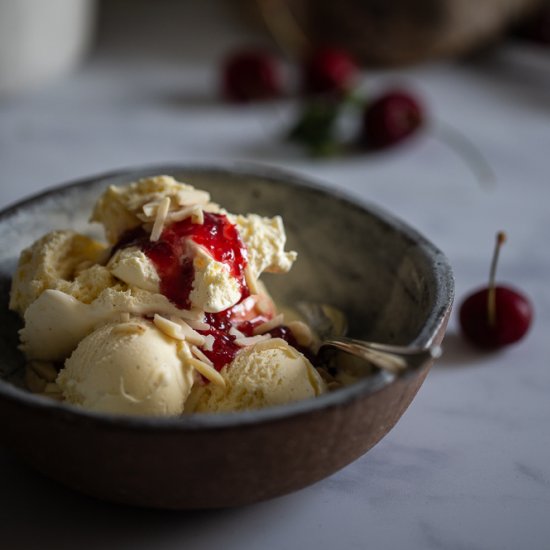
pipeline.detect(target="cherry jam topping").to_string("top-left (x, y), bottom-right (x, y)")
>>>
top-left (112, 214), bottom-right (313, 377)
top-left (200, 328), bottom-right (241, 373)
top-left (115, 213), bottom-right (249, 310)
top-left (199, 310), bottom-right (314, 372)
top-left (199, 309), bottom-right (249, 372)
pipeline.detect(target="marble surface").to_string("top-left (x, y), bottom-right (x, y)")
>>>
top-left (0, 2), bottom-right (549, 548)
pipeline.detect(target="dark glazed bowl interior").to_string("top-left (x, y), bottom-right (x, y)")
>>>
top-left (0, 164), bottom-right (453, 509)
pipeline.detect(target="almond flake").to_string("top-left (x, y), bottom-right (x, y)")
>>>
top-left (186, 319), bottom-right (211, 331)
top-left (234, 334), bottom-right (271, 347)
top-left (253, 314), bottom-right (284, 336)
top-left (175, 189), bottom-right (210, 206)
top-left (170, 317), bottom-right (205, 346)
top-left (256, 295), bottom-right (272, 314)
top-left (287, 320), bottom-right (314, 347)
top-left (188, 357), bottom-right (226, 387)
top-left (202, 202), bottom-right (221, 213)
top-left (244, 265), bottom-right (259, 295)
top-left (153, 314), bottom-right (186, 340)
top-left (142, 200), bottom-right (161, 218)
top-left (203, 334), bottom-right (215, 352)
top-left (111, 323), bottom-right (146, 336)
top-left (229, 326), bottom-right (245, 339)
top-left (191, 206), bottom-right (204, 224)
top-left (191, 345), bottom-right (214, 367)
top-left (150, 196), bottom-right (171, 242)
top-left (167, 205), bottom-right (197, 222)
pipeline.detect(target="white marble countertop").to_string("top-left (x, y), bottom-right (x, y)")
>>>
top-left (0, 3), bottom-right (549, 549)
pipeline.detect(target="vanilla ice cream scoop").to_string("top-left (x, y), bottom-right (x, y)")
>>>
top-left (9, 230), bottom-right (109, 316)
top-left (108, 246), bottom-right (161, 293)
top-left (91, 175), bottom-right (216, 244)
top-left (186, 338), bottom-right (326, 413)
top-left (57, 319), bottom-right (195, 416)
top-left (231, 214), bottom-right (297, 278)
top-left (20, 286), bottom-right (204, 362)
top-left (12, 175), bottom-right (313, 417)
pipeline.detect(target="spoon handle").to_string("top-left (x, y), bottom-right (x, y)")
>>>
top-left (320, 337), bottom-right (441, 374)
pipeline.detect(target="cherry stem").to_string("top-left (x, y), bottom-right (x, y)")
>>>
top-left (487, 231), bottom-right (507, 326)
top-left (432, 121), bottom-right (497, 190)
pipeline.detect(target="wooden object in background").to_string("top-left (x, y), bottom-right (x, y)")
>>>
top-left (254, 0), bottom-right (544, 65)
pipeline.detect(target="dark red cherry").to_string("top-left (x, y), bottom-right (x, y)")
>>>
top-left (302, 46), bottom-right (358, 96)
top-left (222, 49), bottom-right (283, 102)
top-left (361, 90), bottom-right (423, 149)
top-left (459, 286), bottom-right (533, 349)
top-left (459, 231), bottom-right (533, 349)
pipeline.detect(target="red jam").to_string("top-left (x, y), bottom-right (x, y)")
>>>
top-left (113, 213), bottom-right (312, 376)
top-left (148, 212), bottom-right (248, 309)
top-left (115, 213), bottom-right (249, 310)
top-left (199, 309), bottom-right (310, 373)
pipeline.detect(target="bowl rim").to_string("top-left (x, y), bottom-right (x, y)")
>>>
top-left (0, 162), bottom-right (454, 431)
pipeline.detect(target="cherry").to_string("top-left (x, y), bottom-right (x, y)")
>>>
top-left (302, 46), bottom-right (358, 96)
top-left (222, 49), bottom-right (283, 103)
top-left (360, 90), bottom-right (423, 149)
top-left (459, 232), bottom-right (533, 349)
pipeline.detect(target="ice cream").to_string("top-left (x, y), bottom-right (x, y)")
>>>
top-left (10, 175), bottom-right (327, 415)
top-left (186, 338), bottom-right (325, 413)
top-left (57, 320), bottom-right (195, 415)
top-left (9, 230), bottom-right (112, 316)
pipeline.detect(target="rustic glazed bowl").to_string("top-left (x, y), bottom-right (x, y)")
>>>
top-left (0, 164), bottom-right (453, 509)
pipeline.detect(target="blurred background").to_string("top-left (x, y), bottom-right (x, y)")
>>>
top-left (0, 0), bottom-right (549, 208)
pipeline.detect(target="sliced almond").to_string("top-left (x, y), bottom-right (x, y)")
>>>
top-left (153, 314), bottom-right (186, 340)
top-left (256, 295), bottom-right (272, 314)
top-left (229, 326), bottom-right (245, 339)
top-left (111, 323), bottom-right (146, 336)
top-left (191, 345), bottom-right (214, 367)
top-left (150, 196), bottom-right (171, 242)
top-left (191, 207), bottom-right (204, 225)
top-left (169, 317), bottom-right (205, 346)
top-left (234, 334), bottom-right (271, 347)
top-left (167, 205), bottom-right (198, 223)
top-left (244, 265), bottom-right (259, 295)
top-left (142, 200), bottom-right (161, 218)
top-left (186, 319), bottom-right (211, 331)
top-left (175, 189), bottom-right (211, 206)
top-left (203, 334), bottom-right (215, 352)
top-left (253, 314), bottom-right (284, 336)
top-left (188, 357), bottom-right (226, 387)
top-left (151, 306), bottom-right (204, 323)
top-left (287, 320), bottom-right (314, 347)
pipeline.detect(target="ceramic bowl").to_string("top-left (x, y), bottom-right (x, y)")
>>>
top-left (0, 164), bottom-right (453, 509)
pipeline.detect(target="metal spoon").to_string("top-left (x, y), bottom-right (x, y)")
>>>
top-left (295, 302), bottom-right (441, 375)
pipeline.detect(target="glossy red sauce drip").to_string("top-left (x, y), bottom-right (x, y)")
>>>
top-left (199, 310), bottom-right (241, 372)
top-left (199, 311), bottom-right (314, 372)
top-left (115, 213), bottom-right (249, 310)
